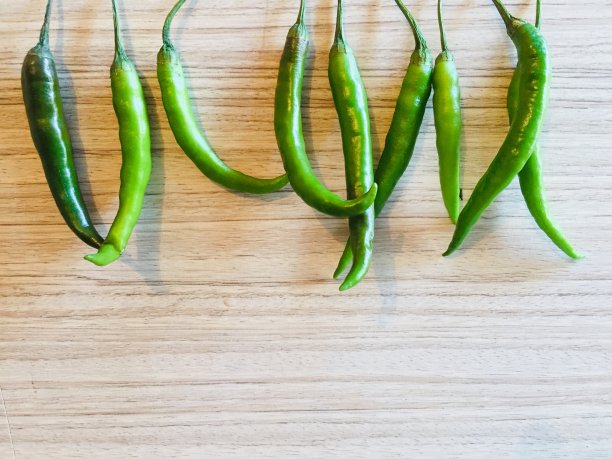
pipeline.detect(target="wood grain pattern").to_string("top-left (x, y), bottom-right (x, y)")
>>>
top-left (1, 0), bottom-right (612, 457)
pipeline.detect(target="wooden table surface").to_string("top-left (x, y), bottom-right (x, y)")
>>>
top-left (1, 1), bottom-right (611, 457)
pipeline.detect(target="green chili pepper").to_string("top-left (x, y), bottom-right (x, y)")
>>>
top-left (433, 0), bottom-right (462, 224)
top-left (328, 0), bottom-right (375, 291)
top-left (85, 0), bottom-right (152, 266)
top-left (507, 1), bottom-right (581, 259)
top-left (157, 0), bottom-right (288, 195)
top-left (334, 0), bottom-right (432, 278)
top-left (21, 0), bottom-right (103, 249)
top-left (274, 0), bottom-right (378, 218)
top-left (444, 0), bottom-right (551, 256)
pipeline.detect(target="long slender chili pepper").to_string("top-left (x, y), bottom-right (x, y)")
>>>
top-left (444, 0), bottom-right (551, 256)
top-left (157, 0), bottom-right (288, 195)
top-left (328, 0), bottom-right (375, 291)
top-left (85, 0), bottom-right (152, 266)
top-left (334, 0), bottom-right (432, 278)
top-left (274, 0), bottom-right (378, 217)
top-left (507, 0), bottom-right (581, 259)
top-left (21, 0), bottom-right (103, 249)
top-left (433, 0), bottom-right (462, 224)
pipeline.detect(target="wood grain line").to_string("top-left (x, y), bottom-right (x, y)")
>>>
top-left (0, 388), bottom-right (16, 459)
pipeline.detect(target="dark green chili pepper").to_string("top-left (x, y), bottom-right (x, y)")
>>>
top-left (334, 0), bottom-right (432, 278)
top-left (328, 0), bottom-right (375, 291)
top-left (85, 0), bottom-right (152, 266)
top-left (444, 0), bottom-right (550, 256)
top-left (157, 0), bottom-right (288, 195)
top-left (21, 0), bottom-right (103, 249)
top-left (274, 0), bottom-right (378, 218)
top-left (433, 0), bottom-right (462, 224)
top-left (507, 1), bottom-right (581, 259)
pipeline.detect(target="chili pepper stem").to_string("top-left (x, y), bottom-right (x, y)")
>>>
top-left (163, 0), bottom-right (187, 47)
top-left (38, 0), bottom-right (53, 48)
top-left (437, 0), bottom-right (448, 51)
top-left (395, 0), bottom-right (426, 51)
top-left (297, 0), bottom-right (306, 26)
top-left (492, 0), bottom-right (520, 35)
top-left (536, 0), bottom-right (541, 29)
top-left (112, 0), bottom-right (128, 61)
top-left (334, 0), bottom-right (345, 45)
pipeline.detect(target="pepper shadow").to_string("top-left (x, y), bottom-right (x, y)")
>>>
top-left (219, 53), bottom-right (294, 205)
top-left (350, 0), bottom-right (402, 304)
top-left (366, 1), bottom-right (433, 305)
top-left (126, 73), bottom-right (168, 292)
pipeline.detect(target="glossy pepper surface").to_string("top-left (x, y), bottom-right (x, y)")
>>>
top-left (507, 1), bottom-right (580, 259)
top-left (433, 0), bottom-right (462, 224)
top-left (274, 0), bottom-right (378, 218)
top-left (158, 0), bottom-right (288, 194)
top-left (334, 0), bottom-right (432, 277)
top-left (85, 0), bottom-right (152, 266)
top-left (329, 0), bottom-right (375, 291)
top-left (444, 0), bottom-right (551, 256)
top-left (21, 0), bottom-right (103, 249)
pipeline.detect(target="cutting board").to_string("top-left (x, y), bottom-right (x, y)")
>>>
top-left (1, 1), bottom-right (611, 457)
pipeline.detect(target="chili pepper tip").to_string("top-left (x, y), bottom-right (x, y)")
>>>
top-left (339, 280), bottom-right (356, 292)
top-left (85, 244), bottom-right (122, 267)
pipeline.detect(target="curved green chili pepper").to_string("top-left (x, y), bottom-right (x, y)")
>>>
top-left (444, 0), bottom-right (550, 256)
top-left (21, 0), bottom-right (103, 249)
top-left (433, 0), bottom-right (462, 224)
top-left (507, 1), bottom-right (581, 259)
top-left (334, 0), bottom-right (432, 278)
top-left (158, 0), bottom-right (288, 195)
top-left (85, 0), bottom-right (152, 266)
top-left (274, 0), bottom-right (378, 218)
top-left (329, 0), bottom-right (375, 291)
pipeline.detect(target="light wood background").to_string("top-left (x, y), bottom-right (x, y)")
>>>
top-left (1, 0), bottom-right (611, 457)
